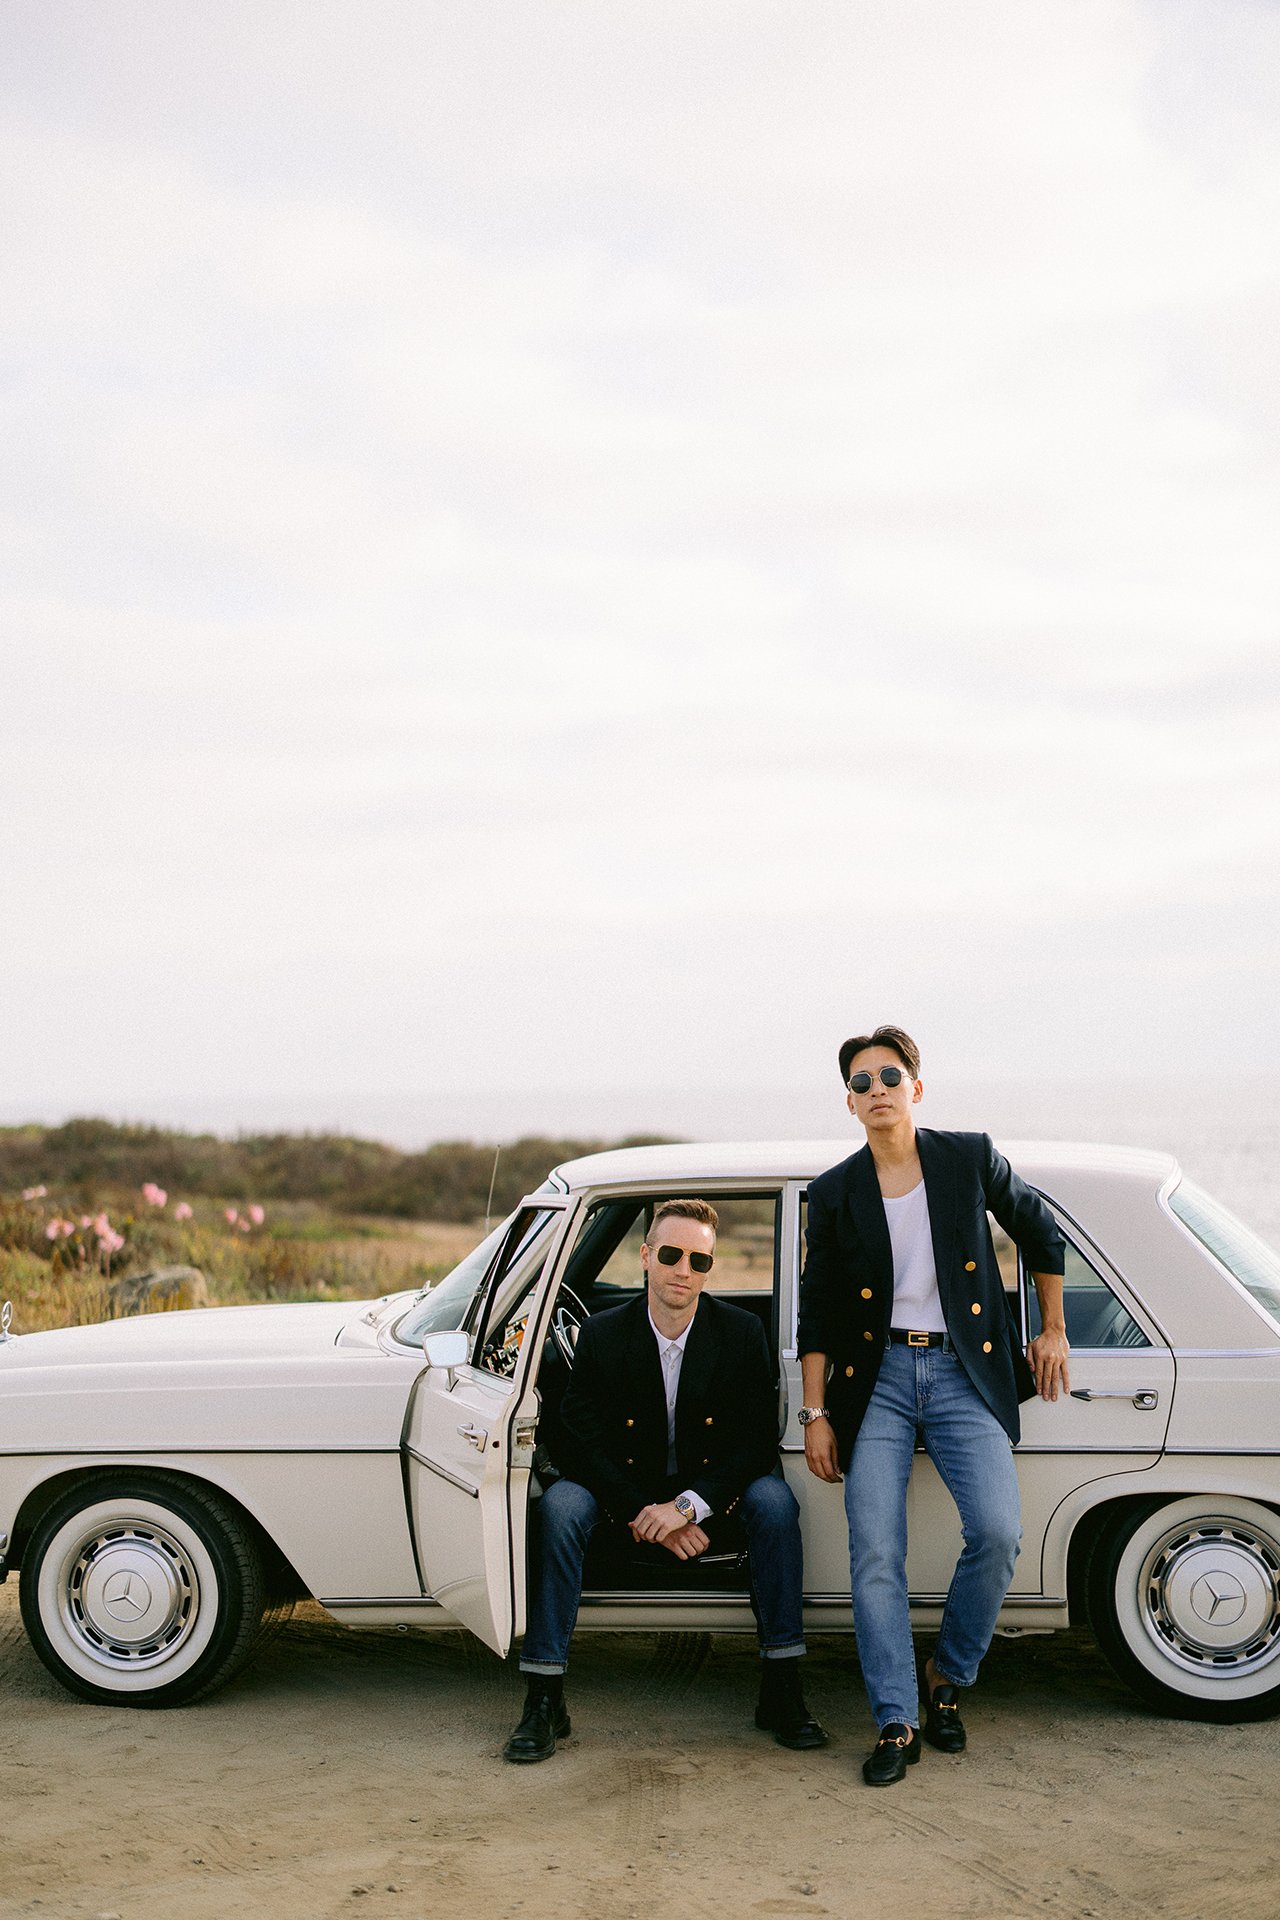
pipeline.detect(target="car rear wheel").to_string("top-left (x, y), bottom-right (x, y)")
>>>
top-left (1086, 1496), bottom-right (1280, 1722)
top-left (20, 1472), bottom-right (272, 1707)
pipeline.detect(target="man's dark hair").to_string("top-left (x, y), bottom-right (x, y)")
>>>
top-left (838, 1025), bottom-right (921, 1085)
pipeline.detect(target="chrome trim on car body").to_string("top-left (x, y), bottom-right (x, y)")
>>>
top-left (317, 1594), bottom-right (444, 1610)
top-left (0, 1445), bottom-right (399, 1458)
top-left (1163, 1447), bottom-right (1280, 1457)
top-left (405, 1444), bottom-right (480, 1499)
top-left (1170, 1349), bottom-right (1280, 1360)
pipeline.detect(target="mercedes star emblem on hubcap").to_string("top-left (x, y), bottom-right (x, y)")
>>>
top-left (1189, 1570), bottom-right (1248, 1627)
top-left (102, 1570), bottom-right (151, 1621)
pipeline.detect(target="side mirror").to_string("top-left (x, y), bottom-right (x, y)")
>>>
top-left (423, 1330), bottom-right (470, 1380)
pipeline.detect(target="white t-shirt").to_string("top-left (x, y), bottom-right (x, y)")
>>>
top-left (884, 1181), bottom-right (946, 1333)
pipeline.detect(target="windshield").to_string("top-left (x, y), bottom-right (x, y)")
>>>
top-left (392, 1206), bottom-right (558, 1347)
top-left (1167, 1180), bottom-right (1280, 1331)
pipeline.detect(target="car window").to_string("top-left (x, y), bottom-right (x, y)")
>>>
top-left (1025, 1238), bottom-right (1150, 1349)
top-left (1167, 1179), bottom-right (1280, 1331)
top-left (791, 1193), bottom-right (1145, 1350)
top-left (393, 1206), bottom-right (559, 1347)
top-left (571, 1194), bottom-right (778, 1298)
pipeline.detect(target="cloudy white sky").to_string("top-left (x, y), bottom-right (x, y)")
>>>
top-left (3, 1), bottom-right (1279, 1145)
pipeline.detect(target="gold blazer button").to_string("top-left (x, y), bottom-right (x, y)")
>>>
top-left (861, 1287), bottom-right (873, 1299)
top-left (705, 1415), bottom-right (714, 1425)
top-left (845, 1364), bottom-right (854, 1377)
top-left (982, 1341), bottom-right (993, 1353)
top-left (964, 1260), bottom-right (977, 1272)
top-left (863, 1330), bottom-right (874, 1341)
top-left (971, 1302), bottom-right (982, 1315)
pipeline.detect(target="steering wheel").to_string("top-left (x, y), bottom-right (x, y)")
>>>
top-left (483, 1285), bottom-right (590, 1377)
top-left (547, 1286), bottom-right (588, 1367)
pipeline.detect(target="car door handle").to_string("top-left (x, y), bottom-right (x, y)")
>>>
top-left (457, 1422), bottom-right (489, 1449)
top-left (1070, 1389), bottom-right (1159, 1409)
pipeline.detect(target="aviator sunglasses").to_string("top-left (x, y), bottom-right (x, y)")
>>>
top-left (847, 1065), bottom-right (912, 1094)
top-left (653, 1243), bottom-right (715, 1273)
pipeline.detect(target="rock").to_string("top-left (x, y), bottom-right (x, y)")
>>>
top-left (107, 1266), bottom-right (210, 1315)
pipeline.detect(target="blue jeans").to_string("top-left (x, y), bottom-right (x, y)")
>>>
top-left (520, 1472), bottom-right (807, 1674)
top-left (844, 1341), bottom-right (1021, 1729)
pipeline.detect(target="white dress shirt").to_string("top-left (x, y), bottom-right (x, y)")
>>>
top-left (648, 1310), bottom-right (712, 1524)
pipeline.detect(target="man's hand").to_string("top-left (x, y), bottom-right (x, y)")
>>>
top-left (802, 1416), bottom-right (842, 1483)
top-left (661, 1521), bottom-right (710, 1560)
top-left (1028, 1326), bottom-right (1070, 1401)
top-left (629, 1500), bottom-right (695, 1545)
top-left (628, 1502), bottom-right (708, 1560)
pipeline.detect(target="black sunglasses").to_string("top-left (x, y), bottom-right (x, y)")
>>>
top-left (653, 1243), bottom-right (714, 1274)
top-left (847, 1065), bottom-right (909, 1094)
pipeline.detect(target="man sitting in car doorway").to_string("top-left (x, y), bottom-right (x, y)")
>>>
top-left (504, 1197), bottom-right (827, 1762)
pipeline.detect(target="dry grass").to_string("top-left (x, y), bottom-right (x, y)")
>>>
top-left (0, 1193), bottom-right (483, 1333)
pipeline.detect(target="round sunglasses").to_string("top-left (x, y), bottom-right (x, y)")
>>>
top-left (847, 1065), bottom-right (911, 1094)
top-left (652, 1243), bottom-right (715, 1274)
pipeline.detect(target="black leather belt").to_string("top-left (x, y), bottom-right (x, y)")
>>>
top-left (888, 1328), bottom-right (946, 1347)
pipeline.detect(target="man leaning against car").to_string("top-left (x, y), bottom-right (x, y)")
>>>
top-left (504, 1197), bottom-right (827, 1762)
top-left (797, 1025), bottom-right (1070, 1785)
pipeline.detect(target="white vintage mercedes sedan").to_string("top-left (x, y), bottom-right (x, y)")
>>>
top-left (3, 1140), bottom-right (1280, 1723)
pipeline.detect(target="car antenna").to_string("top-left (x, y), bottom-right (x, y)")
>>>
top-left (484, 1147), bottom-right (501, 1234)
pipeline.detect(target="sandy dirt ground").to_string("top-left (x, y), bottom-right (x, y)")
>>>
top-left (3, 1587), bottom-right (1279, 1920)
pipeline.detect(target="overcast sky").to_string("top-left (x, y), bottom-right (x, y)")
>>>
top-left (3, 1), bottom-right (1279, 1145)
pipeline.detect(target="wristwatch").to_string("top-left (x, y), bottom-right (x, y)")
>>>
top-left (674, 1493), bottom-right (697, 1522)
top-left (797, 1406), bottom-right (830, 1427)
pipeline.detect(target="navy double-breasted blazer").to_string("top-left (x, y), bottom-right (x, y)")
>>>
top-left (796, 1129), bottom-right (1065, 1463)
top-left (559, 1292), bottom-right (780, 1521)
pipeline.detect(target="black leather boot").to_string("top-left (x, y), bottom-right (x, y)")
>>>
top-left (754, 1658), bottom-right (829, 1750)
top-left (503, 1677), bottom-right (571, 1763)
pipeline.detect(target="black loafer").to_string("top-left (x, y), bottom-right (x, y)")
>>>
top-left (923, 1683), bottom-right (967, 1753)
top-left (862, 1722), bottom-right (921, 1786)
top-left (503, 1688), bottom-right (571, 1763)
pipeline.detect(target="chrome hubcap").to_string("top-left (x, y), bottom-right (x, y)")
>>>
top-left (1142, 1519), bottom-right (1280, 1672)
top-left (62, 1524), bottom-right (199, 1668)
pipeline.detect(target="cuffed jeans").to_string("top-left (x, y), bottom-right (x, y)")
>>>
top-left (844, 1341), bottom-right (1021, 1730)
top-left (520, 1471), bottom-right (807, 1674)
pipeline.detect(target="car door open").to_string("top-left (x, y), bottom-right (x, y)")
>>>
top-left (402, 1201), bottom-right (573, 1654)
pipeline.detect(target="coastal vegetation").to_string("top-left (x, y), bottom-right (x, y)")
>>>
top-left (0, 1120), bottom-right (669, 1333)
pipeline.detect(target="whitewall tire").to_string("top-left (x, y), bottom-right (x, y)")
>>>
top-left (20, 1473), bottom-right (269, 1707)
top-left (1087, 1496), bottom-right (1280, 1722)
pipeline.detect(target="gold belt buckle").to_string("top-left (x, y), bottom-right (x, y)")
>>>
top-left (907, 1329), bottom-right (929, 1348)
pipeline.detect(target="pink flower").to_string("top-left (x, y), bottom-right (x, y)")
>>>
top-left (248, 1204), bottom-right (265, 1226)
top-left (141, 1183), bottom-right (168, 1208)
top-left (22, 1184), bottom-right (48, 1200)
top-left (225, 1208), bottom-right (239, 1226)
top-left (45, 1221), bottom-right (60, 1241)
top-left (237, 1217), bottom-right (251, 1233)
top-left (173, 1201), bottom-right (193, 1221)
top-left (80, 1216), bottom-right (92, 1230)
top-left (93, 1212), bottom-right (110, 1237)
top-left (100, 1227), bottom-right (125, 1254)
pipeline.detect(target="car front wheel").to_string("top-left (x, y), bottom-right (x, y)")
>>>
top-left (20, 1472), bottom-right (271, 1707)
top-left (1087, 1496), bottom-right (1280, 1722)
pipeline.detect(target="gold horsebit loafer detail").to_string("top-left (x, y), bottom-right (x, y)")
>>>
top-left (862, 1721), bottom-right (922, 1786)
top-left (923, 1683), bottom-right (967, 1753)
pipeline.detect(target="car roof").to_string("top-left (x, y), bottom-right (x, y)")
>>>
top-left (548, 1137), bottom-right (1179, 1194)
